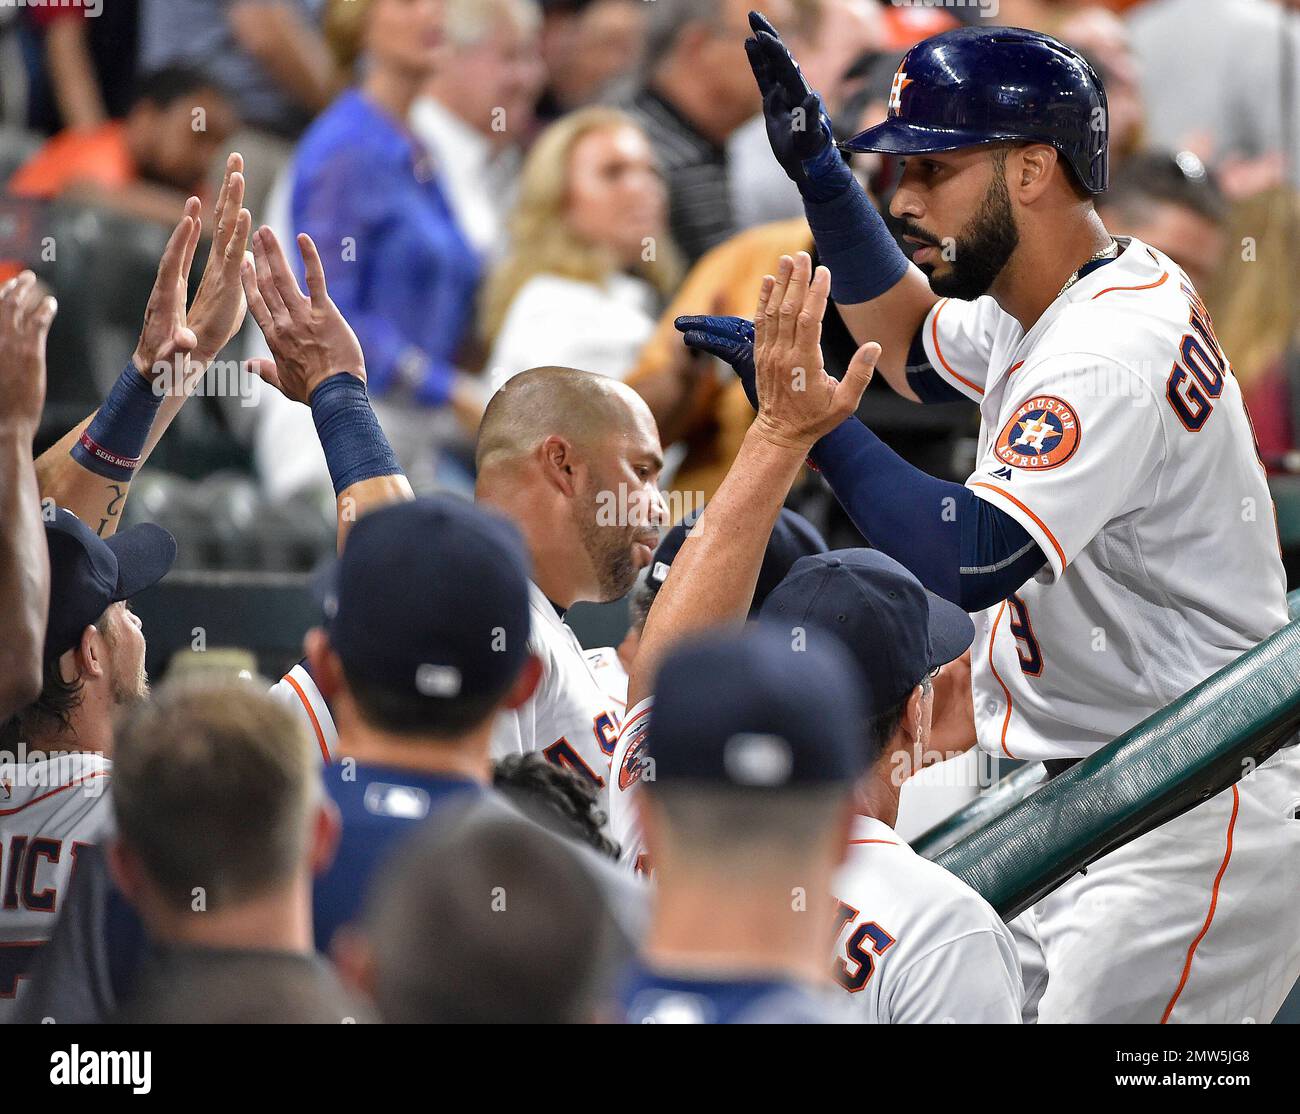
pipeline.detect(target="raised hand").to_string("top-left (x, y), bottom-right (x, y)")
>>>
top-left (744, 10), bottom-right (843, 199)
top-left (0, 271), bottom-right (57, 436)
top-left (750, 251), bottom-right (879, 449)
top-left (188, 152), bottom-right (253, 364)
top-left (241, 226), bottom-right (366, 404)
top-left (131, 202), bottom-right (202, 379)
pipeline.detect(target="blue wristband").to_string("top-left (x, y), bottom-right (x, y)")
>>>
top-left (799, 140), bottom-right (857, 204)
top-left (804, 179), bottom-right (910, 305)
top-left (308, 373), bottom-right (404, 496)
top-left (70, 363), bottom-right (165, 482)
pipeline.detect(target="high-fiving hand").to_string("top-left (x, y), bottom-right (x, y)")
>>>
top-left (0, 271), bottom-right (57, 436)
top-left (241, 226), bottom-right (366, 404)
top-left (745, 10), bottom-right (845, 201)
top-left (750, 251), bottom-right (879, 450)
top-left (132, 152), bottom-right (252, 382)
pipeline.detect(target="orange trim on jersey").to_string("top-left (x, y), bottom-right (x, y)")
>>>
top-left (1160, 784), bottom-right (1239, 1024)
top-left (930, 299), bottom-right (985, 396)
top-left (1005, 360), bottom-right (1025, 377)
top-left (0, 770), bottom-right (109, 816)
top-left (847, 838), bottom-right (901, 846)
top-left (969, 482), bottom-right (1067, 571)
top-left (987, 601), bottom-right (1017, 759)
top-left (1090, 271), bottom-right (1169, 300)
top-left (284, 673), bottom-right (332, 763)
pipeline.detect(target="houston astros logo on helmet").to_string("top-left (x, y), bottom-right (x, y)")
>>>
top-left (888, 67), bottom-right (913, 112)
top-left (994, 396), bottom-right (1081, 470)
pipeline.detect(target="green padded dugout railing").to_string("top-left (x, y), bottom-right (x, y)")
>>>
top-left (912, 589), bottom-right (1300, 862)
top-left (911, 763), bottom-right (1045, 860)
top-left (934, 588), bottom-right (1300, 920)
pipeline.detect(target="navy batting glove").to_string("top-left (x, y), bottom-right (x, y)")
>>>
top-left (745, 11), bottom-right (852, 203)
top-left (675, 314), bottom-right (759, 411)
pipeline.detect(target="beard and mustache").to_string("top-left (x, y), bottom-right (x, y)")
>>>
top-left (897, 163), bottom-right (1021, 302)
top-left (574, 482), bottom-right (654, 604)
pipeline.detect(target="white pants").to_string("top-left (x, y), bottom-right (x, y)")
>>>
top-left (1012, 746), bottom-right (1300, 1024)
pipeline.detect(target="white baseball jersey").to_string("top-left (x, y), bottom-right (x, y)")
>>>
top-left (920, 236), bottom-right (1287, 762)
top-left (270, 661), bottom-right (339, 763)
top-left (270, 582), bottom-right (623, 817)
top-left (491, 583), bottom-right (623, 814)
top-left (1012, 746), bottom-right (1300, 1023)
top-left (583, 645), bottom-right (629, 722)
top-left (831, 815), bottom-right (1022, 1024)
top-left (607, 696), bottom-right (653, 874)
top-left (0, 752), bottom-right (113, 1020)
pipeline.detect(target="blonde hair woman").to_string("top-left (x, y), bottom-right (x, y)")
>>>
top-left (482, 107), bottom-right (683, 386)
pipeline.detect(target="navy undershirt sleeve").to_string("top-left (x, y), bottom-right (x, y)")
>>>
top-left (903, 327), bottom-right (972, 405)
top-left (808, 418), bottom-right (1046, 612)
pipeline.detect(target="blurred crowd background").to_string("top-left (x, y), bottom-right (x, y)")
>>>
top-left (1, 0), bottom-right (1298, 665)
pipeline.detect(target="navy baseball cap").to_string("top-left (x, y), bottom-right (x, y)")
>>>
top-left (44, 509), bottom-right (177, 660)
top-left (646, 626), bottom-right (867, 789)
top-left (645, 507), bottom-right (828, 617)
top-left (318, 497), bottom-right (532, 703)
top-left (759, 549), bottom-right (974, 714)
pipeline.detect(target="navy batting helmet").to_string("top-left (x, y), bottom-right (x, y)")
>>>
top-left (841, 26), bottom-right (1109, 194)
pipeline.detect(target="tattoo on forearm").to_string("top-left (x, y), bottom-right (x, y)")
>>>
top-left (96, 483), bottom-right (126, 536)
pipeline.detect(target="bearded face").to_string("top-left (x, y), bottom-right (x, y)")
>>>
top-left (900, 162), bottom-right (1021, 302)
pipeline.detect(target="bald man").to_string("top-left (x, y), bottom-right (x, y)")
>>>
top-left (474, 367), bottom-right (666, 809)
top-left (267, 350), bottom-right (668, 821)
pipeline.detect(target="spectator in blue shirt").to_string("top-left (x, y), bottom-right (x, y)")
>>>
top-left (290, 0), bottom-right (485, 490)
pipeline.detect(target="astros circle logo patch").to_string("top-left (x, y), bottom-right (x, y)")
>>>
top-left (994, 396), bottom-right (1081, 470)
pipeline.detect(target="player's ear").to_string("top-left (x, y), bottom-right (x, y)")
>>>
top-left (1015, 144), bottom-right (1057, 203)
top-left (503, 654), bottom-right (543, 711)
top-left (539, 435), bottom-right (580, 498)
top-left (304, 627), bottom-right (344, 701)
top-left (73, 621), bottom-right (108, 683)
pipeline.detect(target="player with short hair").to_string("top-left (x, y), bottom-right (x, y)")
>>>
top-left (297, 495), bottom-right (540, 953)
top-left (681, 14), bottom-right (1300, 1023)
top-left (252, 211), bottom-right (670, 818)
top-left (106, 678), bottom-right (367, 1024)
top-left (619, 626), bottom-right (863, 1024)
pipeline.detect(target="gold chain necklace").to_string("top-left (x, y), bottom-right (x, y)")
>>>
top-left (1057, 238), bottom-right (1120, 299)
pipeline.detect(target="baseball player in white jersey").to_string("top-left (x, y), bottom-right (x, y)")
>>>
top-left (834, 815), bottom-right (1020, 1024)
top-left (270, 363), bottom-right (666, 823)
top-left (274, 582), bottom-right (627, 814)
top-left (0, 752), bottom-right (112, 1021)
top-left (675, 17), bottom-right (1300, 1022)
top-left (616, 537), bottom-right (1023, 1020)
top-left (0, 508), bottom-right (176, 1018)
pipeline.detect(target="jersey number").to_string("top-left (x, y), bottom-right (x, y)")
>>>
top-left (1007, 594), bottom-right (1043, 676)
top-left (1166, 282), bottom-right (1227, 432)
top-left (543, 737), bottom-right (606, 788)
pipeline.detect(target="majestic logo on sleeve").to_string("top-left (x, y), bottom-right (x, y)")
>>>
top-left (994, 396), bottom-right (1081, 470)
